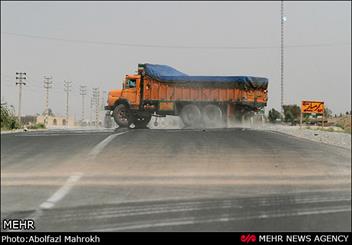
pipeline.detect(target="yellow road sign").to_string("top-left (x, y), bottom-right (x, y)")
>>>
top-left (301, 101), bottom-right (324, 114)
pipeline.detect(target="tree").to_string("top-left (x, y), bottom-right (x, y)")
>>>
top-left (1, 104), bottom-right (20, 130)
top-left (283, 104), bottom-right (301, 125)
top-left (42, 108), bottom-right (55, 116)
top-left (268, 108), bottom-right (281, 123)
top-left (324, 107), bottom-right (332, 118)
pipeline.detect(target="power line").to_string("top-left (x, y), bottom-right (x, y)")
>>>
top-left (2, 31), bottom-right (350, 50)
top-left (2, 80), bottom-right (78, 97)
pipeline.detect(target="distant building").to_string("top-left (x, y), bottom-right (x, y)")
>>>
top-left (21, 115), bottom-right (37, 126)
top-left (36, 115), bottom-right (75, 127)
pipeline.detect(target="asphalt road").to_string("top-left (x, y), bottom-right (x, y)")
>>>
top-left (1, 127), bottom-right (351, 231)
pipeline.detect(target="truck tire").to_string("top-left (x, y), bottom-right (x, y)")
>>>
top-left (180, 104), bottom-right (202, 127)
top-left (112, 104), bottom-right (132, 127)
top-left (133, 114), bottom-right (152, 129)
top-left (202, 104), bottom-right (224, 128)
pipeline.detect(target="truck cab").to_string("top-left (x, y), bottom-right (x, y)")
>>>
top-left (106, 74), bottom-right (151, 128)
top-left (107, 75), bottom-right (141, 110)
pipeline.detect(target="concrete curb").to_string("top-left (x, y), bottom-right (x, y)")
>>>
top-left (1, 128), bottom-right (48, 135)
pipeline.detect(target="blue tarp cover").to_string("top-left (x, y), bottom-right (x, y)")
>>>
top-left (144, 64), bottom-right (268, 90)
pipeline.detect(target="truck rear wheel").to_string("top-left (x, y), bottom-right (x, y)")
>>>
top-left (202, 104), bottom-right (224, 128)
top-left (133, 114), bottom-right (152, 129)
top-left (180, 104), bottom-right (202, 127)
top-left (112, 104), bottom-right (132, 127)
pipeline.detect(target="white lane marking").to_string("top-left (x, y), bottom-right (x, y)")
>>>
top-left (39, 173), bottom-right (83, 210)
top-left (55, 204), bottom-right (237, 221)
top-left (88, 131), bottom-right (128, 158)
top-left (14, 129), bottom-right (116, 137)
top-left (94, 206), bottom-right (351, 231)
top-left (95, 218), bottom-right (196, 231)
top-left (54, 196), bottom-right (351, 222)
top-left (16, 133), bottom-right (103, 137)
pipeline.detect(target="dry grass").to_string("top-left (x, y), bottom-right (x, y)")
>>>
top-left (335, 115), bottom-right (351, 134)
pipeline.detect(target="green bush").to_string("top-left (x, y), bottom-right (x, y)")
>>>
top-left (37, 123), bottom-right (45, 129)
top-left (28, 123), bottom-right (46, 129)
top-left (335, 116), bottom-right (351, 134)
top-left (268, 108), bottom-right (281, 123)
top-left (1, 105), bottom-right (20, 130)
top-left (283, 105), bottom-right (301, 125)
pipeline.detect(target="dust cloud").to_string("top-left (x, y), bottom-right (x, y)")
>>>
top-left (146, 114), bottom-right (266, 130)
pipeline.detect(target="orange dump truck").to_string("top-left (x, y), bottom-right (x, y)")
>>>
top-left (105, 64), bottom-right (268, 128)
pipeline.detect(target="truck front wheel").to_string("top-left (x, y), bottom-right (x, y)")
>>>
top-left (112, 104), bottom-right (132, 127)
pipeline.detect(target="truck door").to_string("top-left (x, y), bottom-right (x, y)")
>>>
top-left (121, 77), bottom-right (140, 106)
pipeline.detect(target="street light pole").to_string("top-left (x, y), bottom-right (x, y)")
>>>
top-left (280, 0), bottom-right (285, 115)
top-left (16, 72), bottom-right (27, 123)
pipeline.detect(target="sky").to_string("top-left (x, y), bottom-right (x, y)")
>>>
top-left (1, 1), bottom-right (351, 119)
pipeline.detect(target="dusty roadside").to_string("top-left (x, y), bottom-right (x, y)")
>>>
top-left (256, 124), bottom-right (351, 150)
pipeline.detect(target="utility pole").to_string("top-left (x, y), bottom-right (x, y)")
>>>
top-left (80, 85), bottom-right (87, 123)
top-left (90, 96), bottom-right (94, 126)
top-left (101, 90), bottom-right (107, 111)
top-left (16, 72), bottom-right (27, 123)
top-left (1, 96), bottom-right (6, 106)
top-left (43, 76), bottom-right (53, 125)
top-left (92, 88), bottom-right (100, 127)
top-left (101, 91), bottom-right (107, 127)
top-left (280, 0), bottom-right (285, 114)
top-left (64, 81), bottom-right (72, 127)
